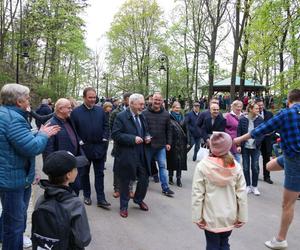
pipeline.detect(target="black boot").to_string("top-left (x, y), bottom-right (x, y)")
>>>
top-left (176, 178), bottom-right (182, 187)
top-left (169, 176), bottom-right (174, 185)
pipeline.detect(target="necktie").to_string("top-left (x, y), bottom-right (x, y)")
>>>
top-left (134, 115), bottom-right (142, 136)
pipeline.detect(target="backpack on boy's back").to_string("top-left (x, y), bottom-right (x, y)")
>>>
top-left (31, 190), bottom-right (75, 250)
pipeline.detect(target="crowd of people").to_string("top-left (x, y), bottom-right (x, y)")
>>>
top-left (0, 82), bottom-right (299, 250)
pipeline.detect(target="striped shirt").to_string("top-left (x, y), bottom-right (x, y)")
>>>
top-left (251, 103), bottom-right (300, 157)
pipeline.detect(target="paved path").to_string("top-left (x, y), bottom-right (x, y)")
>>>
top-left (30, 143), bottom-right (300, 250)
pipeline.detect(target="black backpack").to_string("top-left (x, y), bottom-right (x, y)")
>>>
top-left (31, 192), bottom-right (74, 250)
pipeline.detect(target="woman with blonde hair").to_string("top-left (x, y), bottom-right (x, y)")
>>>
top-left (236, 101), bottom-right (264, 195)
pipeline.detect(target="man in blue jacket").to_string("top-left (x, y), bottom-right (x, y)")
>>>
top-left (0, 83), bottom-right (59, 250)
top-left (71, 87), bottom-right (110, 208)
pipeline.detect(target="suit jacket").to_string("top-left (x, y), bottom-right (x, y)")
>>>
top-left (201, 114), bottom-right (226, 141)
top-left (111, 109), bottom-right (151, 180)
top-left (43, 115), bottom-right (84, 160)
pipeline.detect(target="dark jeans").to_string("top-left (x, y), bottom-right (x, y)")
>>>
top-left (190, 136), bottom-right (200, 160)
top-left (0, 186), bottom-right (32, 250)
top-left (119, 164), bottom-right (149, 210)
top-left (81, 159), bottom-right (106, 202)
top-left (204, 230), bottom-right (232, 250)
top-left (242, 148), bottom-right (260, 187)
top-left (261, 141), bottom-right (272, 179)
top-left (70, 167), bottom-right (83, 196)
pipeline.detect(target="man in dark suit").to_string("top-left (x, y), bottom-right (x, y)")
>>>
top-left (257, 99), bottom-right (274, 184)
top-left (200, 103), bottom-right (226, 145)
top-left (43, 98), bottom-right (85, 195)
top-left (111, 93), bottom-right (152, 218)
top-left (71, 87), bottom-right (110, 208)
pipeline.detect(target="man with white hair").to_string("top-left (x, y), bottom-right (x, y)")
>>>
top-left (0, 83), bottom-right (60, 250)
top-left (43, 98), bottom-right (85, 195)
top-left (112, 93), bottom-right (152, 218)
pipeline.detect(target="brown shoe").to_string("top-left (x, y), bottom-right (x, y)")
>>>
top-left (120, 209), bottom-right (128, 218)
top-left (129, 191), bottom-right (134, 199)
top-left (134, 201), bottom-right (149, 211)
top-left (113, 191), bottom-right (120, 198)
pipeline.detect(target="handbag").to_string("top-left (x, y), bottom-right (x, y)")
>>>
top-left (196, 145), bottom-right (209, 161)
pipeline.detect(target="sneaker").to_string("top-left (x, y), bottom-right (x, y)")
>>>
top-left (162, 188), bottom-right (174, 197)
top-left (246, 186), bottom-right (252, 194)
top-left (23, 235), bottom-right (32, 248)
top-left (84, 197), bottom-right (92, 205)
top-left (265, 237), bottom-right (288, 249)
top-left (252, 187), bottom-right (261, 196)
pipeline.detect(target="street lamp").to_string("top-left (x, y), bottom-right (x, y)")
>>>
top-left (16, 40), bottom-right (30, 84)
top-left (158, 54), bottom-right (169, 110)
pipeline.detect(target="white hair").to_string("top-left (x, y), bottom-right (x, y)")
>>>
top-left (54, 98), bottom-right (71, 113)
top-left (129, 93), bottom-right (144, 104)
top-left (0, 83), bottom-right (30, 105)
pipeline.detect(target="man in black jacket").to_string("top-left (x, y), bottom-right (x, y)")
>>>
top-left (71, 87), bottom-right (110, 208)
top-left (257, 99), bottom-right (274, 184)
top-left (111, 94), bottom-right (152, 218)
top-left (143, 92), bottom-right (174, 197)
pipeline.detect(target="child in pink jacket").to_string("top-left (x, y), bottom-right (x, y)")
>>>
top-left (192, 132), bottom-right (248, 250)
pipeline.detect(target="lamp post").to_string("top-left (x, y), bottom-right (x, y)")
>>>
top-left (16, 40), bottom-right (30, 83)
top-left (16, 0), bottom-right (30, 83)
top-left (158, 54), bottom-right (169, 110)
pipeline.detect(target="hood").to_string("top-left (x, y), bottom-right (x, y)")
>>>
top-left (39, 179), bottom-right (74, 201)
top-left (201, 157), bottom-right (240, 187)
top-left (147, 105), bottom-right (164, 114)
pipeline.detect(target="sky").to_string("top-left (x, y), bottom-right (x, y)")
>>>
top-left (83, 0), bottom-right (175, 51)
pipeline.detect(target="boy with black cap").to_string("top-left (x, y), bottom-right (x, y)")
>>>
top-left (31, 150), bottom-right (91, 250)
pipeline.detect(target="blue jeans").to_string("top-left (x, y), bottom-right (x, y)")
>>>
top-left (81, 159), bottom-right (106, 202)
top-left (232, 153), bottom-right (241, 163)
top-left (0, 186), bottom-right (31, 250)
top-left (242, 148), bottom-right (260, 187)
top-left (150, 147), bottom-right (169, 191)
top-left (190, 136), bottom-right (200, 160)
top-left (204, 230), bottom-right (232, 250)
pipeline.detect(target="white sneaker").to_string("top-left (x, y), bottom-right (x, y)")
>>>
top-left (265, 237), bottom-right (288, 249)
top-left (246, 186), bottom-right (252, 194)
top-left (23, 235), bottom-right (32, 248)
top-left (252, 187), bottom-right (260, 196)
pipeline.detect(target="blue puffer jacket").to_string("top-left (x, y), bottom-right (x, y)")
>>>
top-left (0, 105), bottom-right (48, 190)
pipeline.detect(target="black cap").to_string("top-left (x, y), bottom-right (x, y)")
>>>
top-left (43, 151), bottom-right (88, 177)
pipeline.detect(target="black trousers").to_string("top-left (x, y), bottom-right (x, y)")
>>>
top-left (261, 141), bottom-right (272, 179)
top-left (119, 163), bottom-right (149, 210)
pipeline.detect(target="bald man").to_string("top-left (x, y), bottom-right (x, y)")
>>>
top-left (43, 98), bottom-right (85, 195)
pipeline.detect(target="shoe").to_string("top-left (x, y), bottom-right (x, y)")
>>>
top-left (246, 186), bottom-right (252, 194)
top-left (113, 191), bottom-right (120, 198)
top-left (153, 175), bottom-right (159, 183)
top-left (129, 191), bottom-right (134, 199)
top-left (23, 235), bottom-right (32, 248)
top-left (264, 178), bottom-right (274, 184)
top-left (252, 187), bottom-right (261, 196)
top-left (97, 200), bottom-right (111, 208)
top-left (176, 178), bottom-right (182, 187)
top-left (84, 197), bottom-right (92, 205)
top-left (162, 188), bottom-right (174, 197)
top-left (192, 155), bottom-right (197, 161)
top-left (134, 200), bottom-right (149, 211)
top-left (120, 209), bottom-right (128, 218)
top-left (265, 237), bottom-right (288, 249)
top-left (169, 177), bottom-right (174, 185)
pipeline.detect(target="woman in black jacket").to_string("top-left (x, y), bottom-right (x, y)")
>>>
top-left (167, 101), bottom-right (190, 187)
top-left (237, 101), bottom-right (264, 196)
